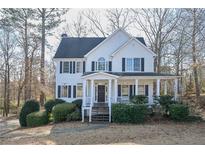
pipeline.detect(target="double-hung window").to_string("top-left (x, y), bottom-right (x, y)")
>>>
top-left (61, 85), bottom-right (68, 97)
top-left (125, 58), bottom-right (141, 72)
top-left (98, 57), bottom-right (106, 71)
top-left (76, 62), bottom-right (81, 73)
top-left (63, 62), bottom-right (70, 73)
top-left (76, 83), bottom-right (83, 97)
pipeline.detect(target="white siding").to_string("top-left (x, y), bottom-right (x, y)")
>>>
top-left (55, 58), bottom-right (84, 102)
top-left (86, 30), bottom-right (130, 72)
top-left (112, 39), bottom-right (154, 72)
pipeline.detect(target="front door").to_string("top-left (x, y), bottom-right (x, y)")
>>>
top-left (98, 85), bottom-right (105, 102)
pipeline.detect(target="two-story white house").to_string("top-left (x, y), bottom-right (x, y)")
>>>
top-left (54, 29), bottom-right (180, 122)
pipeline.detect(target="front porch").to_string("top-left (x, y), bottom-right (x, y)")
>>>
top-left (81, 72), bottom-right (180, 122)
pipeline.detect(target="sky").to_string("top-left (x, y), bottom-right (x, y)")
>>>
top-left (47, 8), bottom-right (145, 61)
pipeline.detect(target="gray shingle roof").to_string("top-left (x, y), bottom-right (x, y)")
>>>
top-left (82, 72), bottom-right (177, 77)
top-left (54, 37), bottom-right (146, 58)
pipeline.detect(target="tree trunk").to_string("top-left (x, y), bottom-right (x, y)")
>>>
top-left (192, 9), bottom-right (201, 101)
top-left (40, 9), bottom-right (46, 106)
top-left (24, 18), bottom-right (30, 102)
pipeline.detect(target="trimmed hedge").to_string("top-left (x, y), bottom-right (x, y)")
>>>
top-left (169, 104), bottom-right (189, 121)
top-left (52, 103), bottom-right (76, 122)
top-left (72, 99), bottom-right (82, 109)
top-left (26, 111), bottom-right (49, 127)
top-left (19, 100), bottom-right (40, 127)
top-left (44, 99), bottom-right (66, 114)
top-left (112, 104), bottom-right (148, 123)
top-left (130, 95), bottom-right (148, 104)
top-left (67, 111), bottom-right (81, 121)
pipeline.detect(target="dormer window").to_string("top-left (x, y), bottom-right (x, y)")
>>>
top-left (98, 57), bottom-right (106, 71)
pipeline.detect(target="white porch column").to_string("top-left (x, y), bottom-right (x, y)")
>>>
top-left (135, 79), bottom-right (138, 95)
top-left (82, 79), bottom-right (87, 122)
top-left (174, 78), bottom-right (178, 100)
top-left (114, 79), bottom-right (118, 102)
top-left (108, 79), bottom-right (112, 122)
top-left (156, 79), bottom-right (160, 96)
top-left (89, 79), bottom-right (94, 122)
top-left (164, 80), bottom-right (167, 95)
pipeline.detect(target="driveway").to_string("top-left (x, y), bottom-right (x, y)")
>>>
top-left (1, 118), bottom-right (205, 144)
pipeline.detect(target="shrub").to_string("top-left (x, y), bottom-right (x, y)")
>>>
top-left (130, 95), bottom-right (148, 104)
top-left (169, 104), bottom-right (189, 121)
top-left (44, 99), bottom-right (66, 114)
top-left (52, 103), bottom-right (76, 122)
top-left (72, 99), bottom-right (82, 109)
top-left (67, 111), bottom-right (81, 121)
top-left (112, 103), bottom-right (148, 123)
top-left (154, 95), bottom-right (176, 115)
top-left (26, 111), bottom-right (49, 127)
top-left (19, 100), bottom-right (40, 127)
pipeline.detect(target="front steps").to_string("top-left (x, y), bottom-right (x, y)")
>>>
top-left (92, 103), bottom-right (109, 122)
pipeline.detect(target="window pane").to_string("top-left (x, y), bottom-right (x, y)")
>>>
top-left (138, 85), bottom-right (145, 95)
top-left (63, 62), bottom-right (69, 73)
top-left (76, 62), bottom-right (81, 73)
top-left (134, 58), bottom-right (140, 71)
top-left (122, 85), bottom-right (129, 96)
top-left (98, 57), bottom-right (106, 71)
top-left (126, 58), bottom-right (132, 71)
top-left (77, 83), bottom-right (83, 97)
top-left (61, 85), bottom-right (68, 97)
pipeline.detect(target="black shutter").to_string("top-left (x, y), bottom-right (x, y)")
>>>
top-left (68, 85), bottom-right (71, 98)
top-left (91, 61), bottom-right (95, 71)
top-left (129, 85), bottom-right (133, 96)
top-left (141, 58), bottom-right (144, 72)
top-left (118, 85), bottom-right (121, 96)
top-left (83, 61), bottom-right (85, 73)
top-left (58, 85), bottom-right (61, 98)
top-left (145, 85), bottom-right (149, 96)
top-left (73, 61), bottom-right (75, 74)
top-left (109, 61), bottom-right (112, 71)
top-left (122, 58), bottom-right (125, 72)
top-left (60, 61), bottom-right (62, 73)
top-left (73, 85), bottom-right (76, 98)
top-left (70, 62), bottom-right (72, 74)
top-left (134, 85), bottom-right (136, 95)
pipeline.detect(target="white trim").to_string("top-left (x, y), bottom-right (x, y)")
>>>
top-left (111, 37), bottom-right (156, 57)
top-left (84, 28), bottom-right (132, 57)
top-left (81, 72), bottom-right (119, 79)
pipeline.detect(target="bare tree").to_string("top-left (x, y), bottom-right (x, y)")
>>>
top-left (36, 8), bottom-right (68, 105)
top-left (132, 8), bottom-right (182, 73)
top-left (0, 23), bottom-right (17, 116)
top-left (63, 13), bottom-right (88, 37)
top-left (106, 8), bottom-right (134, 33)
top-left (184, 9), bottom-right (205, 99)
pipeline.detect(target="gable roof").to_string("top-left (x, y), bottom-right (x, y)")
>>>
top-left (54, 36), bottom-right (146, 58)
top-left (111, 37), bottom-right (156, 57)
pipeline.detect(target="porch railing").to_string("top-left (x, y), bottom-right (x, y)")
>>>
top-left (116, 96), bottom-right (130, 103)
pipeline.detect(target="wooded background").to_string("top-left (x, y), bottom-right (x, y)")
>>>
top-left (0, 8), bottom-right (204, 116)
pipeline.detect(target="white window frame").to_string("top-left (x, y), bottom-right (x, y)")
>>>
top-left (61, 85), bottom-right (68, 97)
top-left (125, 58), bottom-right (141, 72)
top-left (76, 61), bottom-right (81, 73)
top-left (121, 85), bottom-right (129, 96)
top-left (63, 62), bottom-right (70, 73)
top-left (76, 83), bottom-right (83, 98)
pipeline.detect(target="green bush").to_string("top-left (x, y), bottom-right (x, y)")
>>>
top-left (169, 104), bottom-right (189, 121)
top-left (44, 99), bottom-right (66, 114)
top-left (112, 103), bottom-right (148, 123)
top-left (26, 111), bottom-right (49, 127)
top-left (19, 100), bottom-right (40, 127)
top-left (130, 95), bottom-right (148, 104)
top-left (52, 103), bottom-right (76, 122)
top-left (67, 111), bottom-right (81, 121)
top-left (154, 95), bottom-right (176, 115)
top-left (72, 99), bottom-right (82, 109)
